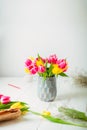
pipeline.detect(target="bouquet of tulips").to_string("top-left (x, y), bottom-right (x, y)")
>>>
top-left (24, 54), bottom-right (68, 79)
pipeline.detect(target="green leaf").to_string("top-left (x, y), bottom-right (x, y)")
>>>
top-left (29, 110), bottom-right (87, 128)
top-left (0, 102), bottom-right (17, 110)
top-left (42, 115), bottom-right (87, 127)
top-left (58, 107), bottom-right (87, 121)
top-left (37, 53), bottom-right (40, 59)
top-left (21, 107), bottom-right (29, 112)
top-left (48, 64), bottom-right (53, 77)
top-left (59, 72), bottom-right (68, 77)
top-left (0, 101), bottom-right (29, 110)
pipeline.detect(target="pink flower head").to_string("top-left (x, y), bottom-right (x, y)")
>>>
top-left (28, 65), bottom-right (34, 70)
top-left (38, 66), bottom-right (46, 73)
top-left (48, 54), bottom-right (58, 64)
top-left (1, 96), bottom-right (10, 104)
top-left (0, 94), bottom-right (4, 99)
top-left (36, 56), bottom-right (46, 63)
top-left (30, 66), bottom-right (38, 74)
top-left (25, 59), bottom-right (32, 67)
top-left (57, 59), bottom-right (68, 71)
top-left (41, 58), bottom-right (46, 63)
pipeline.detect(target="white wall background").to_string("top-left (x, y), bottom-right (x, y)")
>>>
top-left (0, 0), bottom-right (87, 76)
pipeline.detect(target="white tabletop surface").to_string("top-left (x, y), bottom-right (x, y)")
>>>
top-left (0, 76), bottom-right (87, 130)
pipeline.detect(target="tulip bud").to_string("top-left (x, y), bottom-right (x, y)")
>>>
top-left (0, 94), bottom-right (3, 99)
top-left (1, 96), bottom-right (10, 104)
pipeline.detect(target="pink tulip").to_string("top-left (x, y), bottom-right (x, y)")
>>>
top-left (1, 96), bottom-right (10, 104)
top-left (30, 67), bottom-right (38, 74)
top-left (28, 65), bottom-right (34, 70)
top-left (38, 66), bottom-right (46, 73)
top-left (41, 58), bottom-right (46, 63)
top-left (25, 59), bottom-right (32, 67)
top-left (36, 55), bottom-right (45, 61)
top-left (57, 59), bottom-right (68, 71)
top-left (0, 94), bottom-right (3, 99)
top-left (48, 54), bottom-right (58, 64)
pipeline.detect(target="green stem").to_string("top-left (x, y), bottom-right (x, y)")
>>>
top-left (42, 115), bottom-right (87, 128)
top-left (29, 110), bottom-right (87, 128)
top-left (29, 110), bottom-right (41, 116)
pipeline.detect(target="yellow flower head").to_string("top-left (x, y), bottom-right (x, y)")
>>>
top-left (10, 102), bottom-right (29, 115)
top-left (29, 57), bottom-right (35, 61)
top-left (36, 59), bottom-right (44, 67)
top-left (42, 110), bottom-right (51, 116)
top-left (10, 102), bottom-right (23, 109)
top-left (22, 111), bottom-right (28, 115)
top-left (24, 68), bottom-right (30, 74)
top-left (52, 64), bottom-right (63, 74)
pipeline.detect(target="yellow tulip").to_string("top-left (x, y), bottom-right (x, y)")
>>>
top-left (42, 110), bottom-right (51, 116)
top-left (10, 102), bottom-right (29, 115)
top-left (10, 102), bottom-right (23, 109)
top-left (24, 68), bottom-right (30, 73)
top-left (22, 111), bottom-right (28, 115)
top-left (29, 57), bottom-right (35, 61)
top-left (36, 59), bottom-right (44, 66)
top-left (52, 65), bottom-right (63, 74)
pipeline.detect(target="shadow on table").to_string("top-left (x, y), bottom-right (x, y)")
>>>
top-left (0, 116), bottom-right (30, 127)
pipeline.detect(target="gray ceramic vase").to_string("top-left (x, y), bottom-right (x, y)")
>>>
top-left (37, 76), bottom-right (57, 102)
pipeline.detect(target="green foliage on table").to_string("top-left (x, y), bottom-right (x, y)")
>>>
top-left (0, 101), bottom-right (29, 112)
top-left (29, 110), bottom-right (87, 128)
top-left (58, 106), bottom-right (87, 121)
top-left (0, 102), bottom-right (87, 128)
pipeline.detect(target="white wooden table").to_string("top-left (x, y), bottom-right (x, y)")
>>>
top-left (0, 77), bottom-right (87, 130)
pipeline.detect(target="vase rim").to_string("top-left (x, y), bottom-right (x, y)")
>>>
top-left (38, 75), bottom-right (56, 79)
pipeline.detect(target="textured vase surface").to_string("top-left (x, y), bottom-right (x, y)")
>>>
top-left (37, 76), bottom-right (57, 102)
